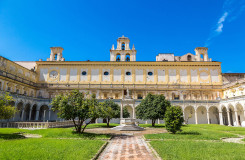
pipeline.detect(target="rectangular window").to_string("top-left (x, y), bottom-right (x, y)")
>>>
top-left (137, 94), bottom-right (143, 99)
top-left (174, 95), bottom-right (180, 100)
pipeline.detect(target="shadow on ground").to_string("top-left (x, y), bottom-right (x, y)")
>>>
top-left (0, 133), bottom-right (25, 140)
top-left (71, 131), bottom-right (111, 139)
top-left (178, 131), bottom-right (201, 135)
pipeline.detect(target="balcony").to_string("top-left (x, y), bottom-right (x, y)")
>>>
top-left (37, 83), bottom-right (222, 90)
top-left (0, 91), bottom-right (51, 103)
top-left (0, 69), bottom-right (37, 87)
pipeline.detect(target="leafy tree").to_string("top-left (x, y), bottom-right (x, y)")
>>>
top-left (136, 93), bottom-right (170, 127)
top-left (123, 107), bottom-right (130, 119)
top-left (0, 93), bottom-right (16, 120)
top-left (51, 90), bottom-right (99, 133)
top-left (99, 100), bottom-right (130, 127)
top-left (165, 106), bottom-right (184, 134)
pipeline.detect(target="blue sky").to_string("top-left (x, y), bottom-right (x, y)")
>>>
top-left (0, 0), bottom-right (245, 73)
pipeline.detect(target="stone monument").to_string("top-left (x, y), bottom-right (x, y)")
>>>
top-left (112, 88), bottom-right (144, 131)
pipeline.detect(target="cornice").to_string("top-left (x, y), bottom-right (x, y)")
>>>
top-left (36, 61), bottom-right (221, 67)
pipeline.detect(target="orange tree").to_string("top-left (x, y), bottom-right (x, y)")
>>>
top-left (0, 93), bottom-right (16, 120)
top-left (136, 93), bottom-right (170, 127)
top-left (51, 90), bottom-right (99, 133)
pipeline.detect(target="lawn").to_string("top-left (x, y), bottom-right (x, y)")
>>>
top-left (0, 138), bottom-right (104, 160)
top-left (150, 140), bottom-right (245, 160)
top-left (139, 123), bottom-right (165, 128)
top-left (145, 124), bottom-right (244, 140)
top-left (86, 123), bottom-right (119, 129)
top-left (145, 124), bottom-right (245, 160)
top-left (0, 123), bottom-right (114, 160)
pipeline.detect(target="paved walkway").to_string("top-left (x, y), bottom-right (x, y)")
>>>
top-left (85, 127), bottom-right (167, 136)
top-left (98, 135), bottom-right (157, 160)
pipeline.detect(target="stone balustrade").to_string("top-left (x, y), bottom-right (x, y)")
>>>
top-left (0, 121), bottom-right (75, 129)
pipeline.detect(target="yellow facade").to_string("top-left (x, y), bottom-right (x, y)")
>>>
top-left (0, 36), bottom-right (244, 126)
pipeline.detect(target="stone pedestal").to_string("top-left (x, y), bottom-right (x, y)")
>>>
top-left (112, 118), bottom-right (144, 131)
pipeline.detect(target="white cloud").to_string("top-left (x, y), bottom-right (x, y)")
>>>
top-left (215, 12), bottom-right (228, 33)
top-left (205, 0), bottom-right (245, 46)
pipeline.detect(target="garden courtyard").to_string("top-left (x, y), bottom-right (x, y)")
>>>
top-left (0, 124), bottom-right (245, 160)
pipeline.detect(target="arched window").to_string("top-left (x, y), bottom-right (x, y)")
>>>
top-left (54, 54), bottom-right (57, 60)
top-left (38, 92), bottom-right (42, 98)
top-left (200, 54), bottom-right (204, 61)
top-left (16, 89), bottom-right (20, 94)
top-left (126, 71), bottom-right (131, 75)
top-left (172, 93), bottom-right (179, 100)
top-left (116, 54), bottom-right (121, 61)
top-left (126, 54), bottom-right (130, 61)
top-left (104, 71), bottom-right (109, 76)
top-left (121, 43), bottom-right (125, 50)
top-left (148, 72), bottom-right (153, 76)
top-left (82, 71), bottom-right (87, 75)
top-left (187, 55), bottom-right (192, 61)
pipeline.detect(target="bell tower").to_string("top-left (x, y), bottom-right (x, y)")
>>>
top-left (110, 36), bottom-right (136, 61)
top-left (194, 47), bottom-right (211, 61)
top-left (47, 47), bottom-right (65, 61)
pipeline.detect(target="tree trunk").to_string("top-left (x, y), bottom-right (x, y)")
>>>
top-left (72, 119), bottom-right (78, 131)
top-left (77, 124), bottom-right (82, 133)
top-left (152, 119), bottom-right (155, 127)
top-left (107, 118), bottom-right (110, 127)
top-left (81, 120), bottom-right (91, 133)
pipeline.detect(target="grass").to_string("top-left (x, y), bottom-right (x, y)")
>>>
top-left (150, 140), bottom-right (245, 160)
top-left (139, 124), bottom-right (165, 128)
top-left (0, 123), bottom-right (118, 140)
top-left (145, 124), bottom-right (245, 160)
top-left (0, 123), bottom-right (115, 160)
top-left (86, 123), bottom-right (119, 129)
top-left (145, 124), bottom-right (244, 140)
top-left (0, 138), bottom-right (104, 160)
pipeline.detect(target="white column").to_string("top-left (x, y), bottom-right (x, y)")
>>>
top-left (219, 112), bottom-right (224, 125)
top-left (43, 110), bottom-right (46, 122)
top-left (28, 109), bottom-right (32, 121)
top-left (120, 103), bottom-right (123, 119)
top-left (35, 110), bottom-right (40, 121)
top-left (207, 111), bottom-right (210, 124)
top-left (57, 53), bottom-right (61, 61)
top-left (227, 110), bottom-right (231, 126)
top-left (195, 109), bottom-right (198, 124)
top-left (132, 107), bottom-right (135, 119)
top-left (121, 54), bottom-right (125, 61)
top-left (183, 110), bottom-right (186, 124)
top-left (21, 109), bottom-right (24, 121)
top-left (244, 110), bottom-right (245, 120)
top-left (48, 109), bottom-right (51, 121)
top-left (158, 119), bottom-right (160, 124)
top-left (234, 110), bottom-right (239, 126)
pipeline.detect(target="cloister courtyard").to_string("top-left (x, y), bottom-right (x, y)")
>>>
top-left (1, 123), bottom-right (245, 160)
